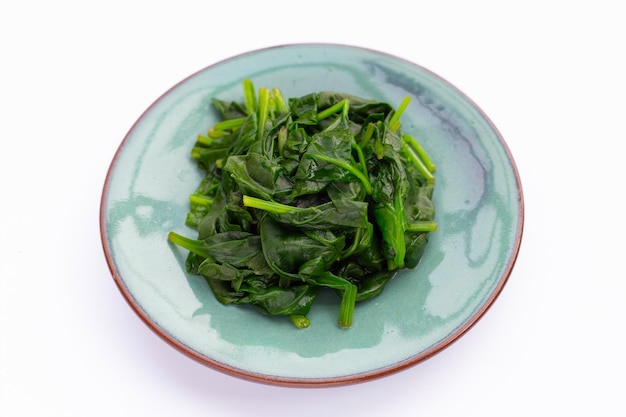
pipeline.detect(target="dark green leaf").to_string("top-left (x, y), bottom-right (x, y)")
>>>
top-left (223, 153), bottom-right (293, 203)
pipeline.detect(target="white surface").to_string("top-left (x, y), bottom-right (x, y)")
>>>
top-left (1, 1), bottom-right (624, 416)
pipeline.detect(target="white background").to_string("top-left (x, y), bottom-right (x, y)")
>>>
top-left (2, 1), bottom-right (625, 415)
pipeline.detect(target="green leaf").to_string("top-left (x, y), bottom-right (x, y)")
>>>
top-left (293, 128), bottom-right (372, 196)
top-left (259, 216), bottom-right (345, 280)
top-left (223, 153), bottom-right (293, 203)
top-left (247, 285), bottom-right (318, 321)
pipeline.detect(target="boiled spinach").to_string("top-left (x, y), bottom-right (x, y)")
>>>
top-left (168, 80), bottom-right (437, 328)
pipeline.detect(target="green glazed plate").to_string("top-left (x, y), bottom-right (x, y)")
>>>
top-left (100, 44), bottom-right (524, 387)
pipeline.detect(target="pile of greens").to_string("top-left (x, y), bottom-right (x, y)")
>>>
top-left (168, 79), bottom-right (437, 329)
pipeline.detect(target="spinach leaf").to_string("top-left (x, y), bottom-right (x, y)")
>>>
top-left (223, 153), bottom-right (293, 203)
top-left (259, 216), bottom-right (345, 279)
top-left (245, 285), bottom-right (318, 318)
top-left (293, 128), bottom-right (372, 197)
top-left (211, 98), bottom-right (248, 120)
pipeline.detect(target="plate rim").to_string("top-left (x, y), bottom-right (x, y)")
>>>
top-left (99, 42), bottom-right (525, 387)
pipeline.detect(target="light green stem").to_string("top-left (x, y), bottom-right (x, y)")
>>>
top-left (316, 99), bottom-right (349, 121)
top-left (352, 143), bottom-right (368, 177)
top-left (189, 194), bottom-right (214, 207)
top-left (196, 134), bottom-right (213, 146)
top-left (403, 134), bottom-right (436, 173)
top-left (402, 142), bottom-right (435, 183)
top-left (388, 96), bottom-right (411, 131)
top-left (277, 126), bottom-right (287, 157)
top-left (406, 220), bottom-right (438, 232)
top-left (242, 195), bottom-right (298, 214)
top-left (257, 88), bottom-right (270, 142)
top-left (288, 315), bottom-right (310, 329)
top-left (213, 117), bottom-right (246, 132)
top-left (272, 88), bottom-right (288, 112)
top-left (338, 282), bottom-right (357, 328)
top-left (243, 79), bottom-right (256, 115)
top-left (359, 122), bottom-right (375, 148)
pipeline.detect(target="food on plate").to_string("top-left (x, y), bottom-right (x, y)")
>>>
top-left (168, 79), bottom-right (437, 328)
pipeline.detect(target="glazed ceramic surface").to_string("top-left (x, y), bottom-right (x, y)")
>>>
top-left (100, 44), bottom-right (523, 387)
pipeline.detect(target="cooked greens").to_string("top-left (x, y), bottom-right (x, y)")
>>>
top-left (168, 80), bottom-right (437, 328)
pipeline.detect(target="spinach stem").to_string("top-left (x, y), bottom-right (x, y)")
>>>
top-left (340, 227), bottom-right (366, 260)
top-left (311, 272), bottom-right (357, 328)
top-left (306, 153), bottom-right (373, 194)
top-left (403, 134), bottom-right (436, 173)
top-left (243, 195), bottom-right (299, 214)
top-left (338, 282), bottom-right (357, 328)
top-left (207, 129), bottom-right (225, 139)
top-left (392, 190), bottom-right (407, 270)
top-left (196, 134), bottom-right (213, 146)
top-left (406, 220), bottom-right (438, 232)
top-left (402, 142), bottom-right (435, 183)
top-left (167, 232), bottom-right (206, 257)
top-left (277, 126), bottom-right (287, 157)
top-left (342, 98), bottom-right (350, 119)
top-left (257, 88), bottom-right (270, 142)
top-left (213, 117), bottom-right (246, 132)
top-left (323, 115), bottom-right (344, 132)
top-left (374, 139), bottom-right (385, 160)
top-left (388, 96), bottom-right (411, 131)
top-left (359, 122), bottom-right (375, 148)
top-left (272, 88), bottom-right (288, 112)
top-left (288, 315), bottom-right (310, 329)
top-left (316, 99), bottom-right (349, 121)
top-left (190, 147), bottom-right (202, 161)
top-left (351, 143), bottom-right (368, 177)
top-left (189, 194), bottom-right (214, 207)
top-left (243, 79), bottom-right (256, 115)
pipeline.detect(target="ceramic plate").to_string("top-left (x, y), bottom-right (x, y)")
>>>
top-left (100, 43), bottom-right (524, 387)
